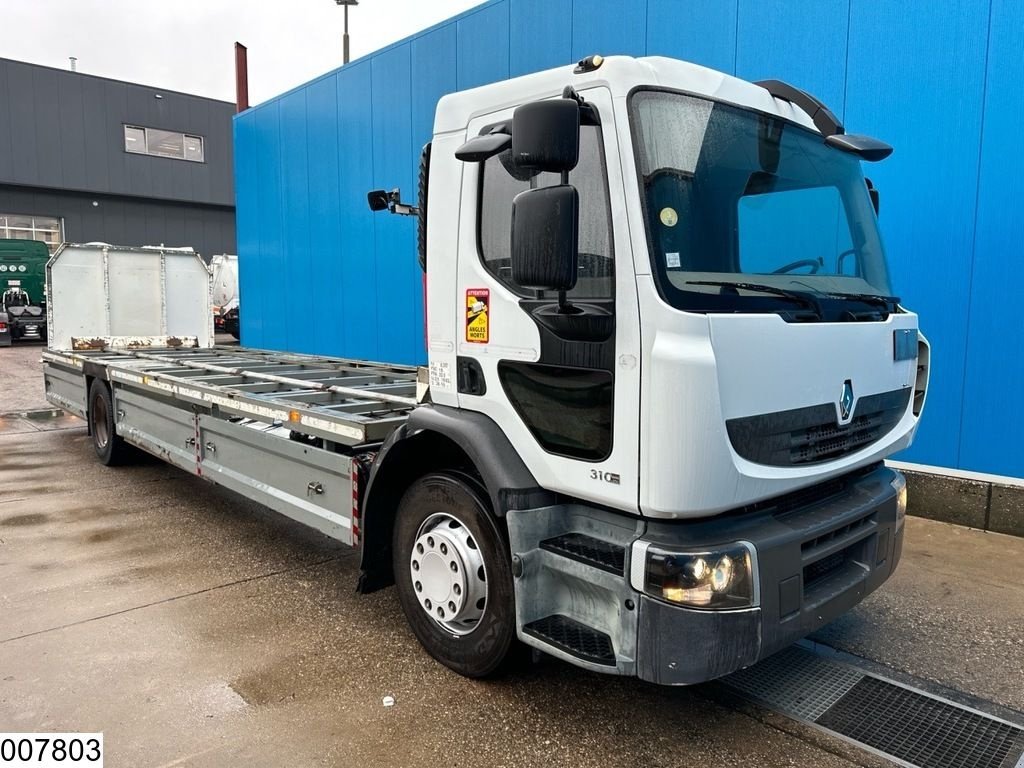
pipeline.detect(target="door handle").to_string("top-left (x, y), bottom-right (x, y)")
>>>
top-left (457, 357), bottom-right (486, 396)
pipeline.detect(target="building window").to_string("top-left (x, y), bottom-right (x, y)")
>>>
top-left (124, 125), bottom-right (205, 162)
top-left (0, 214), bottom-right (63, 254)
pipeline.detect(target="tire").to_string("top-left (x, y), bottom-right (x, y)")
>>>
top-left (88, 380), bottom-right (132, 466)
top-left (392, 471), bottom-right (519, 678)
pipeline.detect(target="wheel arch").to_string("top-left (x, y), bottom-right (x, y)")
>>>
top-left (81, 361), bottom-right (112, 437)
top-left (357, 404), bottom-right (554, 593)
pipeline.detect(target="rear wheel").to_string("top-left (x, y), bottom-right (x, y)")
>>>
top-left (393, 472), bottom-right (519, 677)
top-left (88, 380), bottom-right (132, 466)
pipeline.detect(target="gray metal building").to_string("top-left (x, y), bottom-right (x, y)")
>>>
top-left (0, 58), bottom-right (235, 258)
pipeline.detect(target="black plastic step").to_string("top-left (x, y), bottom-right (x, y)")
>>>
top-left (539, 532), bottom-right (625, 575)
top-left (522, 614), bottom-right (616, 666)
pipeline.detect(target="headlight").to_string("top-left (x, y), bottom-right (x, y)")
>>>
top-left (642, 543), bottom-right (756, 610)
top-left (891, 472), bottom-right (907, 520)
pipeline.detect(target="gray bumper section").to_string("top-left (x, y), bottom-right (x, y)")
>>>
top-left (636, 465), bottom-right (902, 685)
top-left (508, 464), bottom-right (902, 684)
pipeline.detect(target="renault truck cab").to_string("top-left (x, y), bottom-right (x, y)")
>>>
top-left (372, 54), bottom-right (929, 682)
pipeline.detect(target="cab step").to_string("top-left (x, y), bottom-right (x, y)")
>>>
top-left (522, 614), bottom-right (616, 666)
top-left (538, 532), bottom-right (625, 575)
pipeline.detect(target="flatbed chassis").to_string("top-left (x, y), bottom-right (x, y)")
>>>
top-left (42, 345), bottom-right (419, 545)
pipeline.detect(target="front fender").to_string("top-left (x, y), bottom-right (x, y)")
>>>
top-left (357, 405), bottom-right (554, 592)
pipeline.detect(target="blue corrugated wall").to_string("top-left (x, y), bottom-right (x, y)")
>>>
top-left (234, 0), bottom-right (1022, 479)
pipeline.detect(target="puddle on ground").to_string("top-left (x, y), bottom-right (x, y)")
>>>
top-left (0, 513), bottom-right (50, 527)
top-left (0, 417), bottom-right (41, 435)
top-left (82, 528), bottom-right (123, 544)
top-left (190, 681), bottom-right (250, 717)
top-left (0, 412), bottom-right (83, 436)
top-left (33, 414), bottom-right (84, 432)
top-left (231, 664), bottom-right (303, 707)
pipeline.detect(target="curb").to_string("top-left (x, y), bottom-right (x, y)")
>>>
top-left (904, 470), bottom-right (1024, 538)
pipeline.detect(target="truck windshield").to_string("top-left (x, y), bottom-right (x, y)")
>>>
top-left (629, 89), bottom-right (894, 315)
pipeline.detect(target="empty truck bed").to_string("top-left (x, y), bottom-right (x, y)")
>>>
top-left (42, 345), bottom-right (419, 544)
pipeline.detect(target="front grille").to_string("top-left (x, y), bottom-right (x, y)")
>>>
top-left (801, 512), bottom-right (876, 554)
top-left (803, 549), bottom-right (849, 590)
top-left (726, 388), bottom-right (911, 467)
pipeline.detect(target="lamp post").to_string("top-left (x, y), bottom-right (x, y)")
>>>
top-left (335, 0), bottom-right (359, 65)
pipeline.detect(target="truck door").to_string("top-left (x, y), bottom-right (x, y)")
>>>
top-left (454, 87), bottom-right (641, 512)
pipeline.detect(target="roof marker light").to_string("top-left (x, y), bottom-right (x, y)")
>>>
top-left (574, 55), bottom-right (604, 74)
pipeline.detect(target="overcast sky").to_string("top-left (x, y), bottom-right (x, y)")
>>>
top-left (0, 0), bottom-right (482, 104)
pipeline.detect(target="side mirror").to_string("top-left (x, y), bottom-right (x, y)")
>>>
top-left (367, 189), bottom-right (390, 212)
top-left (511, 185), bottom-right (579, 291)
top-left (367, 188), bottom-right (419, 216)
top-left (512, 98), bottom-right (580, 172)
top-left (865, 177), bottom-right (880, 215)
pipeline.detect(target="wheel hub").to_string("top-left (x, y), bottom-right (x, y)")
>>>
top-left (92, 393), bottom-right (109, 448)
top-left (410, 513), bottom-right (487, 635)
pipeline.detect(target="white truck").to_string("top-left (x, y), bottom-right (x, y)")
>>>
top-left (209, 254), bottom-right (240, 338)
top-left (42, 55), bottom-right (929, 685)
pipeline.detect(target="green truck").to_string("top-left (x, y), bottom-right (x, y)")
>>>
top-left (0, 239), bottom-right (49, 346)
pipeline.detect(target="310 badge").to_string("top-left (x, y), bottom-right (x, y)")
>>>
top-left (465, 288), bottom-right (489, 343)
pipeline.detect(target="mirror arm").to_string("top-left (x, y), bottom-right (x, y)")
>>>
top-left (390, 201), bottom-right (419, 216)
top-left (561, 85), bottom-right (601, 126)
top-left (368, 188), bottom-right (419, 216)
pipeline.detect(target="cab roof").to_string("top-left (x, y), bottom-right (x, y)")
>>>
top-left (433, 55), bottom-right (819, 136)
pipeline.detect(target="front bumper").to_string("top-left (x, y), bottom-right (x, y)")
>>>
top-left (10, 319), bottom-right (46, 341)
top-left (634, 464), bottom-right (904, 685)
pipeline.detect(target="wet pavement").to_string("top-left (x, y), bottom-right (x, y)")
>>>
top-left (1, 373), bottom-right (1023, 766)
top-left (0, 342), bottom-right (50, 413)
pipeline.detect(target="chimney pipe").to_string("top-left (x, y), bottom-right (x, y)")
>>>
top-left (69, 56), bottom-right (78, 72)
top-left (234, 42), bottom-right (249, 113)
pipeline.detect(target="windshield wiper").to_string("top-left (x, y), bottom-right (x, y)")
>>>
top-left (821, 292), bottom-right (899, 307)
top-left (687, 280), bottom-right (822, 317)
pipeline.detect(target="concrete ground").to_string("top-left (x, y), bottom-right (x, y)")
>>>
top-left (1, 358), bottom-right (1023, 767)
top-left (0, 341), bottom-right (50, 413)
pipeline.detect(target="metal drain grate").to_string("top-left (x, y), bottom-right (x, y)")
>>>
top-left (817, 677), bottom-right (1024, 768)
top-left (721, 645), bottom-right (1024, 768)
top-left (723, 646), bottom-right (863, 720)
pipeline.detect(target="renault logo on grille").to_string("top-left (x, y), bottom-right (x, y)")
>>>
top-left (840, 379), bottom-right (855, 421)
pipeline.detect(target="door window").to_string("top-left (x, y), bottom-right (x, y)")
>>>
top-left (478, 125), bottom-right (614, 299)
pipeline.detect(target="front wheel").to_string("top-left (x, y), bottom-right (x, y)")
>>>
top-left (392, 472), bottom-right (519, 678)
